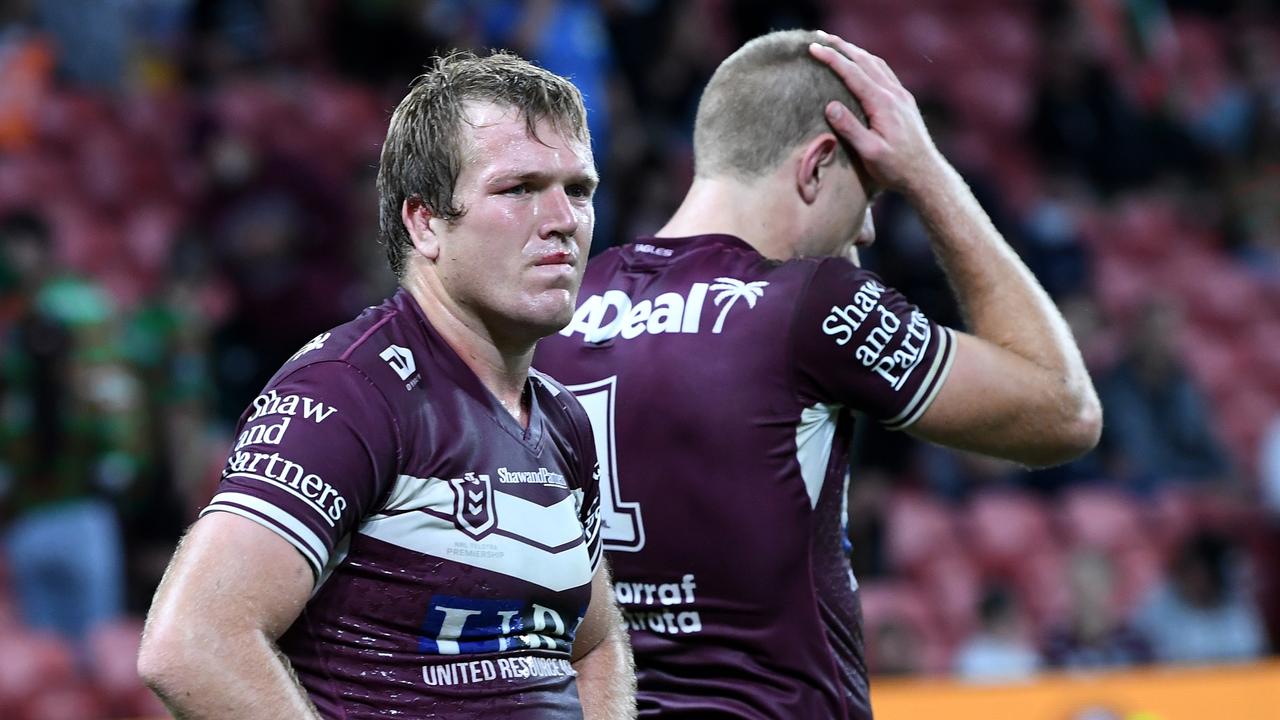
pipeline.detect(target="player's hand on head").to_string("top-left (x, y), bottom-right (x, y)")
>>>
top-left (808, 32), bottom-right (943, 196)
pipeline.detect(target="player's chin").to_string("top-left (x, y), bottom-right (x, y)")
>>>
top-left (520, 289), bottom-right (578, 335)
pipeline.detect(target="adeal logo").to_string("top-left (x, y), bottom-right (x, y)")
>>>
top-left (561, 276), bottom-right (769, 342)
top-left (708, 277), bottom-right (769, 333)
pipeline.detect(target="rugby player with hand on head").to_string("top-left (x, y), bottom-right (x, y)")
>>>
top-left (535, 30), bottom-right (1101, 719)
top-left (138, 51), bottom-right (635, 720)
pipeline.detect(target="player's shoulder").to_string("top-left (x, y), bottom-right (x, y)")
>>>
top-left (264, 291), bottom-right (426, 404)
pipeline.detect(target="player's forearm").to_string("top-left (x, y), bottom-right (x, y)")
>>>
top-left (139, 628), bottom-right (323, 720)
top-left (908, 159), bottom-right (1100, 435)
top-left (572, 624), bottom-right (637, 719)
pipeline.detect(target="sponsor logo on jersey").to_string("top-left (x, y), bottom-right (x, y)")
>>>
top-left (419, 595), bottom-right (576, 658)
top-left (380, 344), bottom-right (417, 380)
top-left (614, 573), bottom-right (703, 635)
top-left (289, 332), bottom-right (331, 362)
top-left (420, 656), bottom-right (574, 687)
top-left (246, 389), bottom-right (338, 424)
top-left (224, 451), bottom-right (348, 523)
top-left (495, 466), bottom-right (567, 487)
top-left (449, 472), bottom-right (497, 540)
top-left (236, 391), bottom-right (339, 451)
top-left (821, 280), bottom-right (931, 389)
top-left (562, 277), bottom-right (768, 342)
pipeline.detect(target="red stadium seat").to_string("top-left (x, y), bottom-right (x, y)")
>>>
top-left (17, 683), bottom-right (106, 720)
top-left (885, 492), bottom-right (960, 573)
top-left (87, 617), bottom-right (150, 715)
top-left (1008, 549), bottom-right (1071, 635)
top-left (1112, 544), bottom-right (1164, 615)
top-left (915, 552), bottom-right (982, 643)
top-left (963, 491), bottom-right (1056, 576)
top-left (1058, 487), bottom-right (1145, 552)
top-left (0, 630), bottom-right (78, 710)
top-left (858, 580), bottom-right (951, 675)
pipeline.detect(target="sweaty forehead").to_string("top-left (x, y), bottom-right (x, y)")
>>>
top-left (459, 101), bottom-right (594, 175)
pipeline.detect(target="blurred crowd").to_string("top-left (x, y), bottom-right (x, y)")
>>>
top-left (0, 0), bottom-right (1278, 716)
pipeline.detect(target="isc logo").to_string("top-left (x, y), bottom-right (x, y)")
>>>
top-left (419, 595), bottom-right (576, 655)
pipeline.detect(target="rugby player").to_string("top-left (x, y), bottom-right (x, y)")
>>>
top-left (535, 30), bottom-right (1101, 718)
top-left (138, 51), bottom-right (635, 719)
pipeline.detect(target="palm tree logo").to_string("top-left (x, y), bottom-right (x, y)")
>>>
top-left (709, 277), bottom-right (769, 333)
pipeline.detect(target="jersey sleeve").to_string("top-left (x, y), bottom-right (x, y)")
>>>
top-left (201, 361), bottom-right (401, 581)
top-left (793, 258), bottom-right (957, 430)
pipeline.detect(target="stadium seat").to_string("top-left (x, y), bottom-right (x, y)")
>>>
top-left (962, 491), bottom-right (1056, 576)
top-left (17, 683), bottom-right (106, 720)
top-left (885, 492), bottom-right (960, 573)
top-left (1008, 549), bottom-right (1071, 635)
top-left (1111, 544), bottom-right (1164, 616)
top-left (915, 552), bottom-right (982, 643)
top-left (0, 630), bottom-right (78, 710)
top-left (87, 617), bottom-right (150, 715)
top-left (858, 580), bottom-right (951, 674)
top-left (1058, 487), bottom-right (1145, 552)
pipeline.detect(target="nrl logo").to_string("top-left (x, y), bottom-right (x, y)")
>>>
top-left (449, 472), bottom-right (497, 540)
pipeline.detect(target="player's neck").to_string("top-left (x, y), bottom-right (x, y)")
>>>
top-left (655, 175), bottom-right (800, 261)
top-left (401, 275), bottom-right (533, 427)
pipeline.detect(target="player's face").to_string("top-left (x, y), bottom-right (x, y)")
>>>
top-left (434, 102), bottom-right (597, 342)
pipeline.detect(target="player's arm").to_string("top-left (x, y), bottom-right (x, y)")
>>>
top-left (812, 35), bottom-right (1101, 467)
top-left (137, 512), bottom-right (322, 719)
top-left (570, 560), bottom-right (636, 719)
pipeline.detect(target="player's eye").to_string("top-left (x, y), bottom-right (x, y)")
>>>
top-left (566, 183), bottom-right (593, 199)
top-left (500, 183), bottom-right (529, 196)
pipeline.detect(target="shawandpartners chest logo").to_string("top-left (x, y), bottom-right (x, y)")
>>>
top-left (381, 344), bottom-right (421, 390)
top-left (821, 279), bottom-right (931, 390)
top-left (561, 277), bottom-right (769, 343)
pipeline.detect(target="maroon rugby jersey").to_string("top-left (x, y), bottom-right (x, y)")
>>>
top-left (534, 234), bottom-right (955, 719)
top-left (202, 288), bottom-right (602, 719)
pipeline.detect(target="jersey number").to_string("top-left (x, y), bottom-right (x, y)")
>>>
top-left (566, 377), bottom-right (645, 552)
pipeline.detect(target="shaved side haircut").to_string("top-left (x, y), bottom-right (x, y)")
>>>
top-left (693, 29), bottom-right (869, 180)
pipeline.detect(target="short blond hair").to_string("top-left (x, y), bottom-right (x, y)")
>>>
top-left (693, 30), bottom-right (867, 179)
top-left (377, 51), bottom-right (589, 277)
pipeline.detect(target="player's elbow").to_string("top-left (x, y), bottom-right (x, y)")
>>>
top-left (137, 618), bottom-right (210, 698)
top-left (137, 624), bottom-right (183, 695)
top-left (1023, 390), bottom-right (1103, 468)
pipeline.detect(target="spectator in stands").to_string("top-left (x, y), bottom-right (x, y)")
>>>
top-left (0, 210), bottom-right (127, 656)
top-left (953, 585), bottom-right (1041, 682)
top-left (1134, 531), bottom-right (1267, 664)
top-left (1097, 300), bottom-right (1233, 494)
top-left (1043, 549), bottom-right (1153, 670)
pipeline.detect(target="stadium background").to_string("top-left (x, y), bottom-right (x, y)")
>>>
top-left (1, 0), bottom-right (1278, 718)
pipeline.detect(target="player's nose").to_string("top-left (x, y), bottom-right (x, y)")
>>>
top-left (539, 187), bottom-right (579, 241)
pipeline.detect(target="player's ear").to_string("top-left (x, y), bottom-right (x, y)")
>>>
top-left (796, 133), bottom-right (841, 205)
top-left (402, 195), bottom-right (441, 261)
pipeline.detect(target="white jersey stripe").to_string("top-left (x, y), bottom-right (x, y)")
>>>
top-left (884, 327), bottom-right (956, 430)
top-left (202, 499), bottom-right (325, 576)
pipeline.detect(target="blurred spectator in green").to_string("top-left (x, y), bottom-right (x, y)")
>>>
top-left (0, 209), bottom-right (128, 655)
